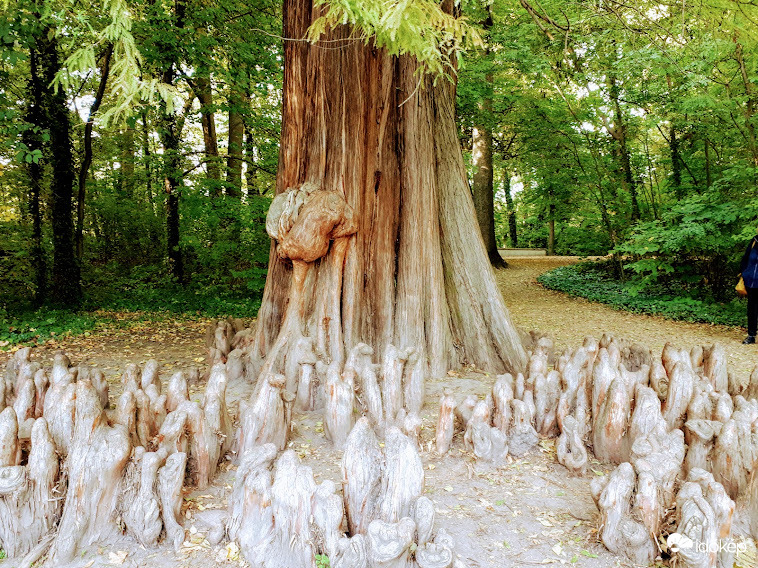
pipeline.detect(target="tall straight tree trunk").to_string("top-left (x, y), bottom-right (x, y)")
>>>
top-left (76, 44), bottom-right (112, 261)
top-left (471, 10), bottom-right (506, 269)
top-left (24, 46), bottom-right (46, 305)
top-left (669, 124), bottom-right (682, 198)
top-left (547, 185), bottom-right (555, 256)
top-left (547, 213), bottom-right (555, 256)
top-left (704, 136), bottom-right (712, 188)
top-left (121, 123), bottom-right (136, 198)
top-left (472, 120), bottom-right (506, 268)
top-left (159, 111), bottom-right (185, 284)
top-left (195, 75), bottom-right (221, 190)
top-left (608, 77), bottom-right (640, 221)
top-left (248, 0), bottom-right (527, 381)
top-left (503, 171), bottom-right (517, 247)
top-left (39, 25), bottom-right (81, 306)
top-left (142, 110), bottom-right (154, 207)
top-left (226, 91), bottom-right (245, 196)
top-left (157, 0), bottom-right (187, 284)
top-left (245, 127), bottom-right (257, 194)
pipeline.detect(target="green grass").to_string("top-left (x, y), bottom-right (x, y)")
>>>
top-left (1, 284), bottom-right (261, 350)
top-left (538, 262), bottom-right (747, 328)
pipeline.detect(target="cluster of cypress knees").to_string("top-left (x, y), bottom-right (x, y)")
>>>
top-left (1, 321), bottom-right (757, 567)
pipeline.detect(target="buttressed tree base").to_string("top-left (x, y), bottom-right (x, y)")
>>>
top-left (245, 0), bottom-right (527, 388)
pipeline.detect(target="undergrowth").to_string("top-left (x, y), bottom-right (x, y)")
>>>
top-left (538, 262), bottom-right (746, 328)
top-left (0, 282), bottom-right (261, 350)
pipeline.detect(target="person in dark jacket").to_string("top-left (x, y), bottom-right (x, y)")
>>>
top-left (740, 229), bottom-right (758, 344)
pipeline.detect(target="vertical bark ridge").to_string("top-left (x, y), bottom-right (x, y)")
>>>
top-left (433, 80), bottom-right (526, 373)
top-left (395, 60), bottom-right (453, 376)
top-left (249, 0), bottom-right (526, 380)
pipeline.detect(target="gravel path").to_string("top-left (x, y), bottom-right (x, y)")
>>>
top-left (496, 256), bottom-right (758, 381)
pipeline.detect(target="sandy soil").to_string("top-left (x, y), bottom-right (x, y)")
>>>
top-left (2, 256), bottom-right (756, 568)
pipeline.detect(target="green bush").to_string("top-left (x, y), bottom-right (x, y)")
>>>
top-left (553, 223), bottom-right (611, 256)
top-left (1, 263), bottom-right (263, 349)
top-left (0, 220), bottom-right (37, 309)
top-left (613, 192), bottom-right (757, 300)
top-left (538, 262), bottom-right (747, 327)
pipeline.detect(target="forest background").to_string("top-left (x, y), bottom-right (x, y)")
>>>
top-left (1, 0), bottom-right (757, 346)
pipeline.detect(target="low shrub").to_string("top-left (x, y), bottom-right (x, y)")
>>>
top-left (538, 262), bottom-right (746, 328)
top-left (0, 308), bottom-right (98, 348)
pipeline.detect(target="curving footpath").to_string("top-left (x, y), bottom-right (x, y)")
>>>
top-left (496, 257), bottom-right (756, 381)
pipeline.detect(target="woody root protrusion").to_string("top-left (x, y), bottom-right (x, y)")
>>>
top-left (238, 182), bottom-right (426, 452)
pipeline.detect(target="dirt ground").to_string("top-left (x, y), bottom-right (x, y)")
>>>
top-left (2, 256), bottom-right (757, 568)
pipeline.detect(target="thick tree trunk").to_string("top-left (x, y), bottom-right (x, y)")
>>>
top-left (39, 25), bottom-right (81, 306)
top-left (24, 47), bottom-right (46, 306)
top-left (248, 0), bottom-right (526, 383)
top-left (471, 90), bottom-right (507, 269)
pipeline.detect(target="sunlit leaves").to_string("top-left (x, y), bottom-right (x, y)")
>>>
top-left (55, 0), bottom-right (179, 124)
top-left (308, 0), bottom-right (482, 77)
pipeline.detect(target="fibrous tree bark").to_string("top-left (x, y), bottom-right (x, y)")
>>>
top-left (245, 0), bottom-right (527, 391)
